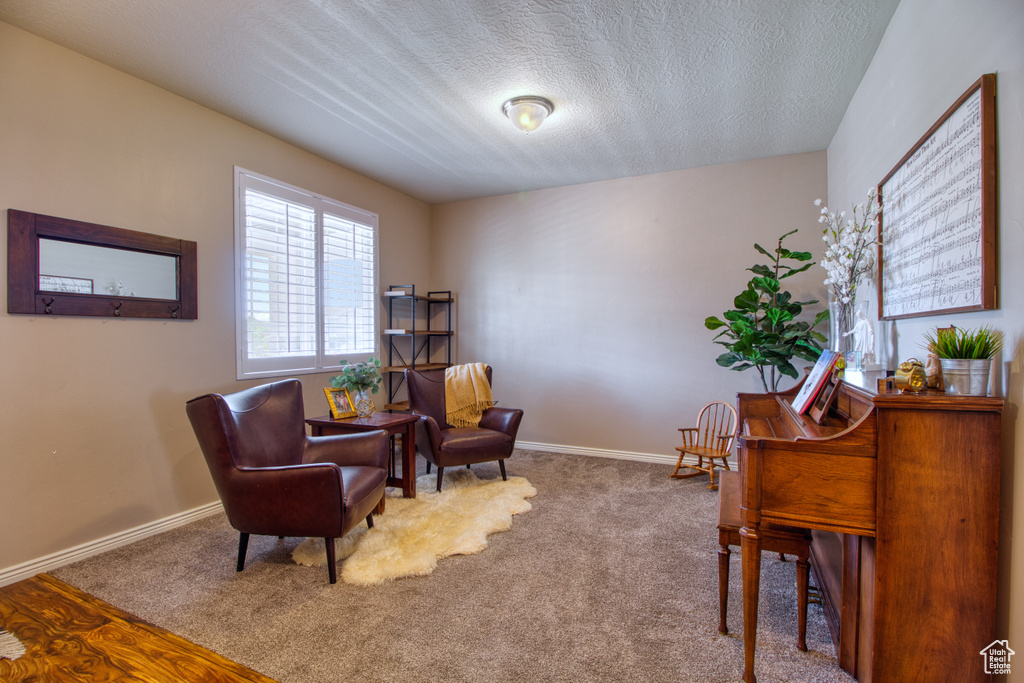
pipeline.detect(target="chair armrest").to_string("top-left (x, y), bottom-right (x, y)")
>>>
top-left (226, 464), bottom-right (346, 536)
top-left (415, 414), bottom-right (444, 454)
top-left (302, 430), bottom-right (389, 470)
top-left (479, 406), bottom-right (523, 438)
top-left (679, 427), bottom-right (697, 447)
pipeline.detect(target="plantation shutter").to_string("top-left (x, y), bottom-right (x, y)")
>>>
top-left (236, 169), bottom-right (378, 378)
top-left (322, 208), bottom-right (377, 355)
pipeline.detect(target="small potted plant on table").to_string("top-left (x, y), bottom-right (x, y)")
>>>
top-left (924, 326), bottom-right (1002, 396)
top-left (332, 357), bottom-right (384, 417)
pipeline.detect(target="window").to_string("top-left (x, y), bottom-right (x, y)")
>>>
top-left (234, 168), bottom-right (378, 379)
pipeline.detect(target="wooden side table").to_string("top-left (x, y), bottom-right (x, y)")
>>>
top-left (306, 412), bottom-right (420, 498)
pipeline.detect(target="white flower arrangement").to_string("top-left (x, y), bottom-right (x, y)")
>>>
top-left (815, 188), bottom-right (880, 304)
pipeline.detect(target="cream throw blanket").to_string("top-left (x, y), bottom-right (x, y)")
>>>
top-left (445, 362), bottom-right (494, 427)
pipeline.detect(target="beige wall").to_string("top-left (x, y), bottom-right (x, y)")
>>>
top-left (0, 22), bottom-right (431, 572)
top-left (826, 0), bottom-right (1024, 673)
top-left (431, 151), bottom-right (828, 456)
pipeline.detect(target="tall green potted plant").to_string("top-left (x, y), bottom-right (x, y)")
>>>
top-left (923, 326), bottom-right (1002, 396)
top-left (705, 229), bottom-right (829, 393)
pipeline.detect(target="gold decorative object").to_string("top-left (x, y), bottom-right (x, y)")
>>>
top-left (354, 397), bottom-right (376, 418)
top-left (324, 387), bottom-right (356, 419)
top-left (894, 358), bottom-right (927, 393)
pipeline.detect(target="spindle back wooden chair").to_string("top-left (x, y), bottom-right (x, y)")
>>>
top-left (670, 401), bottom-right (737, 489)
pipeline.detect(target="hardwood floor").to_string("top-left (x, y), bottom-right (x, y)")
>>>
top-left (0, 573), bottom-right (277, 682)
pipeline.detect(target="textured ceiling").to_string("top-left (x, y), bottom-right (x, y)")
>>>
top-left (0, 0), bottom-right (899, 204)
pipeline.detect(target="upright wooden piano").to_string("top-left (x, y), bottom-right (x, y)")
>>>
top-left (736, 374), bottom-right (1003, 683)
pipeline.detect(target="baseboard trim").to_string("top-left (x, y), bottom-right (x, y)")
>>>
top-left (515, 440), bottom-right (734, 470)
top-left (0, 501), bottom-right (223, 588)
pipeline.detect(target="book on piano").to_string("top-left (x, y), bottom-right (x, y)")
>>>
top-left (791, 349), bottom-right (840, 414)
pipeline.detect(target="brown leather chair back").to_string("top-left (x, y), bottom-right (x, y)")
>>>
top-left (406, 365), bottom-right (493, 428)
top-left (186, 379), bottom-right (307, 496)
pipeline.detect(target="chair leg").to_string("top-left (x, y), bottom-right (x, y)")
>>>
top-left (236, 532), bottom-right (249, 572)
top-left (498, 459), bottom-right (507, 480)
top-left (436, 467), bottom-right (445, 492)
top-left (426, 462), bottom-right (432, 474)
top-left (325, 537), bottom-right (337, 584)
top-left (670, 453), bottom-right (685, 477)
top-left (718, 542), bottom-right (731, 634)
top-left (366, 513), bottom-right (374, 529)
top-left (796, 556), bottom-right (809, 651)
top-left (670, 453), bottom-right (703, 479)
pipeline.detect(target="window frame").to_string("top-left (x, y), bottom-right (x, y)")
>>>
top-left (233, 167), bottom-right (379, 380)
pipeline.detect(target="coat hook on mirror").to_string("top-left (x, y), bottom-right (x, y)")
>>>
top-left (113, 301), bottom-right (123, 317)
top-left (43, 297), bottom-right (54, 314)
top-left (169, 305), bottom-right (180, 319)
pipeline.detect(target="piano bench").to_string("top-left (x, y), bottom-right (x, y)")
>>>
top-left (716, 471), bottom-right (812, 651)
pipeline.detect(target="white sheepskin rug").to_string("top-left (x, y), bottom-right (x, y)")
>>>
top-left (291, 468), bottom-right (536, 585)
top-left (0, 629), bottom-right (26, 660)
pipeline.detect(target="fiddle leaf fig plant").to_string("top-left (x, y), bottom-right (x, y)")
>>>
top-left (705, 229), bottom-right (829, 393)
top-left (331, 356), bottom-right (384, 394)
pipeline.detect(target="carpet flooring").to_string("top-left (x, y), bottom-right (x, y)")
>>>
top-left (51, 450), bottom-right (855, 683)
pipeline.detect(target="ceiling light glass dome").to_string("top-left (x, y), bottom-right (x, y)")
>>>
top-left (502, 96), bottom-right (554, 133)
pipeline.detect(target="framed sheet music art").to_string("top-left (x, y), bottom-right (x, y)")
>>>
top-left (877, 74), bottom-right (998, 320)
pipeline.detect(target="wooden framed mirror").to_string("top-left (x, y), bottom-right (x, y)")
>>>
top-left (7, 209), bottom-right (197, 319)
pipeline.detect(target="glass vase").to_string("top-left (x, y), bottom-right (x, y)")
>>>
top-left (829, 299), bottom-right (868, 371)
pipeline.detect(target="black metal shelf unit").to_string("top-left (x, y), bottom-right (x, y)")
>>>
top-left (382, 284), bottom-right (453, 411)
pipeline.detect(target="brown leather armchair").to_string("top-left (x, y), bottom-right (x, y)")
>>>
top-left (186, 379), bottom-right (388, 584)
top-left (405, 366), bottom-right (523, 492)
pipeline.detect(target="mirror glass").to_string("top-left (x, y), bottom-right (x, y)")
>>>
top-left (38, 238), bottom-right (178, 300)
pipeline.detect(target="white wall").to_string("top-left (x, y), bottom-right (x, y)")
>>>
top-left (825, 0), bottom-right (1024, 673)
top-left (431, 151), bottom-right (828, 456)
top-left (0, 21), bottom-right (431, 574)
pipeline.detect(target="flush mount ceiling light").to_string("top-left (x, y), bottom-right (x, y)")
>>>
top-left (502, 96), bottom-right (554, 133)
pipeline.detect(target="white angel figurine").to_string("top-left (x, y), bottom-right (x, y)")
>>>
top-left (843, 308), bottom-right (875, 364)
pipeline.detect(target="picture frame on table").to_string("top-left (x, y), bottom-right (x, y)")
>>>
top-left (791, 349), bottom-right (840, 414)
top-left (324, 387), bottom-right (356, 419)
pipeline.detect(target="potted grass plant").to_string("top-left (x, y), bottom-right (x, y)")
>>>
top-left (923, 326), bottom-right (1002, 396)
